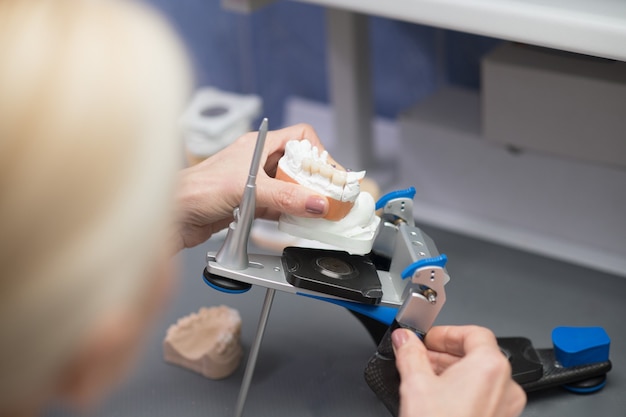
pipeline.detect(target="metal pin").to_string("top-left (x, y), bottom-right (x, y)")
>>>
top-left (233, 288), bottom-right (276, 417)
top-left (423, 288), bottom-right (437, 304)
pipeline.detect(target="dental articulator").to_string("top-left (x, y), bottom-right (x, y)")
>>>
top-left (203, 119), bottom-right (612, 417)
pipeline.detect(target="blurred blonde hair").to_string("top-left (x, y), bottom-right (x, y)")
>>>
top-left (0, 0), bottom-right (190, 408)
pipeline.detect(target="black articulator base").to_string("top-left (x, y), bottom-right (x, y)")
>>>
top-left (498, 337), bottom-right (612, 393)
top-left (350, 252), bottom-right (394, 343)
top-left (282, 247), bottom-right (383, 304)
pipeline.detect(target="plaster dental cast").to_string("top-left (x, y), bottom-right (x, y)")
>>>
top-left (163, 306), bottom-right (243, 379)
top-left (0, 1), bottom-right (525, 417)
top-left (276, 139), bottom-right (380, 254)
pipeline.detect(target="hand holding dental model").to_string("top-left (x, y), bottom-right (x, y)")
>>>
top-left (175, 125), bottom-right (379, 254)
top-left (275, 139), bottom-right (380, 254)
top-left (175, 124), bottom-right (331, 251)
top-left (276, 139), bottom-right (362, 221)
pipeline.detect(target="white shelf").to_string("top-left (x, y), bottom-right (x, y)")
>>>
top-left (292, 0), bottom-right (626, 61)
top-left (284, 94), bottom-right (626, 278)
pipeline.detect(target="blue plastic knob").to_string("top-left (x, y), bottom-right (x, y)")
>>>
top-left (552, 326), bottom-right (610, 368)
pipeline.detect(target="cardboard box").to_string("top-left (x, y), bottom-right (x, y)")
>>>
top-left (482, 43), bottom-right (626, 169)
top-left (398, 87), bottom-right (626, 277)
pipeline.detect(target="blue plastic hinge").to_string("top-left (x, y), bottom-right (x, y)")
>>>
top-left (297, 293), bottom-right (399, 326)
top-left (375, 187), bottom-right (416, 211)
top-left (401, 254), bottom-right (448, 280)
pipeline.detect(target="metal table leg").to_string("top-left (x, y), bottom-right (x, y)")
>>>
top-left (326, 8), bottom-right (374, 170)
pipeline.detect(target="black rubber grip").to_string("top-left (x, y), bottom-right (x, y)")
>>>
top-left (366, 333), bottom-right (613, 416)
top-left (363, 321), bottom-right (402, 417)
top-left (203, 267), bottom-right (252, 293)
top-left (497, 337), bottom-right (612, 393)
top-left (521, 348), bottom-right (612, 392)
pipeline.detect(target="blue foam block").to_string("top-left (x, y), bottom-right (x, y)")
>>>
top-left (552, 326), bottom-right (610, 368)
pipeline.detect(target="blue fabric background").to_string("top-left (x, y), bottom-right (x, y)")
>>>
top-left (147, 0), bottom-right (501, 125)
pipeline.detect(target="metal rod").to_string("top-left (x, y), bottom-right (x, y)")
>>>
top-left (234, 287), bottom-right (276, 417)
top-left (246, 118), bottom-right (268, 182)
top-left (216, 118), bottom-right (268, 270)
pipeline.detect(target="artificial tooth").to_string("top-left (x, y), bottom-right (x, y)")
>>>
top-left (346, 170), bottom-right (366, 182)
top-left (320, 163), bottom-right (334, 178)
top-left (311, 160), bottom-right (321, 175)
top-left (301, 157), bottom-right (312, 173)
top-left (332, 170), bottom-right (347, 186)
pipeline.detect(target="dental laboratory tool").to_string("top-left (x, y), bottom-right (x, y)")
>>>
top-left (201, 118), bottom-right (611, 417)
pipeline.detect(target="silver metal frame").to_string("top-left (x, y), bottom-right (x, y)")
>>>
top-left (205, 121), bottom-right (449, 416)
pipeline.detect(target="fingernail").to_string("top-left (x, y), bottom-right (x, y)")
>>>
top-left (305, 195), bottom-right (327, 215)
top-left (392, 329), bottom-right (410, 349)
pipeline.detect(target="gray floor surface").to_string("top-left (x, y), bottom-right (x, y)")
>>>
top-left (45, 224), bottom-right (625, 417)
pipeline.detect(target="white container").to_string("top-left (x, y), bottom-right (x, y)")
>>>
top-left (180, 87), bottom-right (262, 165)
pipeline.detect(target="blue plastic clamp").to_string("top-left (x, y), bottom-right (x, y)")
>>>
top-left (552, 326), bottom-right (610, 368)
top-left (375, 187), bottom-right (416, 211)
top-left (401, 254), bottom-right (448, 280)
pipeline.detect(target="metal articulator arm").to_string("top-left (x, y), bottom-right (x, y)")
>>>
top-left (363, 250), bottom-right (448, 417)
top-left (203, 130), bottom-right (451, 416)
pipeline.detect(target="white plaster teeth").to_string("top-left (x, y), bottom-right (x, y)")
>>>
top-left (279, 139), bottom-right (366, 203)
top-left (320, 163), bottom-right (334, 179)
top-left (346, 170), bottom-right (366, 182)
top-left (331, 169), bottom-right (347, 186)
top-left (310, 159), bottom-right (321, 175)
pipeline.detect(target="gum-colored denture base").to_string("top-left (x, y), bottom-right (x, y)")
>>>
top-left (276, 166), bottom-right (354, 221)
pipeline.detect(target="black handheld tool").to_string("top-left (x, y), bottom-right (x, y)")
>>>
top-left (363, 320), bottom-right (409, 417)
top-left (364, 257), bottom-right (448, 417)
top-left (499, 326), bottom-right (612, 394)
top-left (367, 325), bottom-right (612, 417)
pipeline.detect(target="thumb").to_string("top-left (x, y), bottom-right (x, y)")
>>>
top-left (257, 178), bottom-right (329, 218)
top-left (393, 329), bottom-right (435, 379)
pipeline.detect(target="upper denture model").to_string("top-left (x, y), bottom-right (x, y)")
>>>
top-left (276, 139), bottom-right (380, 255)
top-left (276, 139), bottom-right (363, 221)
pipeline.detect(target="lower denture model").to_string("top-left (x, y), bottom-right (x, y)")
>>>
top-left (163, 306), bottom-right (243, 379)
top-left (276, 139), bottom-right (380, 254)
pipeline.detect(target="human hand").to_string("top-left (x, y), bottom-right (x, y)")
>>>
top-left (393, 326), bottom-right (526, 417)
top-left (175, 123), bottom-right (330, 251)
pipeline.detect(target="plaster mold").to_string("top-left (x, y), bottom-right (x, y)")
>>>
top-left (276, 139), bottom-right (365, 221)
top-left (163, 305), bottom-right (242, 379)
top-left (276, 139), bottom-right (380, 254)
